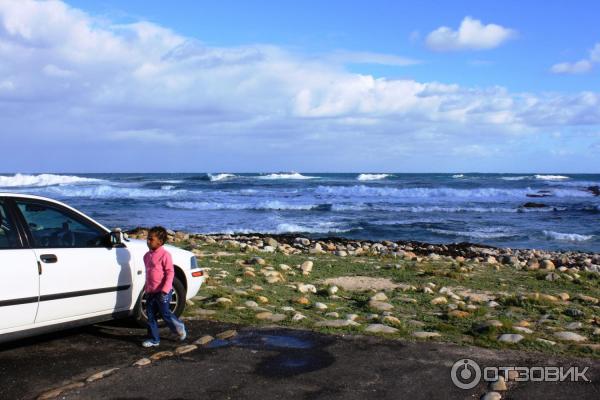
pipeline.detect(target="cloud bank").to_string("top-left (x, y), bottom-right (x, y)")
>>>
top-left (0, 1), bottom-right (598, 172)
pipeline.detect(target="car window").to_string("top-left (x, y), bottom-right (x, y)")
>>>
top-left (0, 200), bottom-right (20, 249)
top-left (16, 200), bottom-right (107, 248)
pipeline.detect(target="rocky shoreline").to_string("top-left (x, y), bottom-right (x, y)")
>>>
top-left (127, 228), bottom-right (600, 273)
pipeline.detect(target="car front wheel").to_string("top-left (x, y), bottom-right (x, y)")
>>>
top-left (133, 277), bottom-right (186, 326)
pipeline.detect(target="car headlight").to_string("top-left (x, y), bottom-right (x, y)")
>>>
top-left (190, 255), bottom-right (199, 269)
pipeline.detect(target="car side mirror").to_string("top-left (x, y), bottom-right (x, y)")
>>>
top-left (109, 228), bottom-right (128, 247)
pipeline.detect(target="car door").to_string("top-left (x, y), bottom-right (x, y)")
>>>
top-left (13, 198), bottom-right (134, 323)
top-left (0, 198), bottom-right (40, 330)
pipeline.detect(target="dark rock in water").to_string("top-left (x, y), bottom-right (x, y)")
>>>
top-left (586, 186), bottom-right (600, 196)
top-left (521, 202), bottom-right (548, 208)
top-left (311, 203), bottom-right (333, 211)
top-left (526, 190), bottom-right (553, 198)
top-left (526, 193), bottom-right (551, 198)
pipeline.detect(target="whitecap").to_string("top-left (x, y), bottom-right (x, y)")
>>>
top-left (452, 174), bottom-right (464, 179)
top-left (535, 175), bottom-right (570, 181)
top-left (40, 185), bottom-right (188, 199)
top-left (257, 172), bottom-right (318, 180)
top-left (314, 185), bottom-right (590, 199)
top-left (428, 227), bottom-right (518, 239)
top-left (543, 230), bottom-right (593, 242)
top-left (161, 185), bottom-right (175, 190)
top-left (500, 176), bottom-right (531, 181)
top-left (0, 173), bottom-right (104, 187)
top-left (357, 173), bottom-right (391, 181)
top-left (209, 173), bottom-right (237, 182)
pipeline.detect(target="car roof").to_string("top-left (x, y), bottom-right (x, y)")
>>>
top-left (0, 192), bottom-right (110, 232)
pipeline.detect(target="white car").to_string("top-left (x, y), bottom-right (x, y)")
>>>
top-left (0, 193), bottom-right (206, 343)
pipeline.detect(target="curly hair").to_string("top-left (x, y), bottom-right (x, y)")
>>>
top-left (148, 226), bottom-right (168, 244)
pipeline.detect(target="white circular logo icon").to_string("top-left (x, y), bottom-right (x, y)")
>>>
top-left (451, 358), bottom-right (481, 389)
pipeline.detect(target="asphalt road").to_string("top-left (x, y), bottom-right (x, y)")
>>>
top-left (0, 319), bottom-right (598, 400)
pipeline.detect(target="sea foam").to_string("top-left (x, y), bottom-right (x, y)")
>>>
top-left (0, 173), bottom-right (103, 187)
top-left (357, 173), bottom-right (391, 181)
top-left (543, 230), bottom-right (593, 241)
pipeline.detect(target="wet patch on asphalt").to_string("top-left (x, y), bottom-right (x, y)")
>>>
top-left (206, 328), bottom-right (336, 377)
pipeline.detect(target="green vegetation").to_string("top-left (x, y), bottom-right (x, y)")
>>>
top-left (174, 240), bottom-right (600, 358)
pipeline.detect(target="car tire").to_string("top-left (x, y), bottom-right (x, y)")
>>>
top-left (133, 276), bottom-right (187, 327)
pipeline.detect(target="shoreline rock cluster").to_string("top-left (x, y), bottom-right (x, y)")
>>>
top-left (127, 228), bottom-right (600, 273)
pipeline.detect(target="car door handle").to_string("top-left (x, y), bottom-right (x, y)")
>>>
top-left (40, 254), bottom-right (58, 263)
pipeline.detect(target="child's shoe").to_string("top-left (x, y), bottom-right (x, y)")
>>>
top-left (177, 325), bottom-right (187, 341)
top-left (142, 339), bottom-right (160, 348)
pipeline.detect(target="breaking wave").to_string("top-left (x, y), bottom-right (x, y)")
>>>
top-left (257, 172), bottom-right (318, 180)
top-left (543, 230), bottom-right (593, 242)
top-left (357, 173), bottom-right (391, 181)
top-left (0, 173), bottom-right (103, 187)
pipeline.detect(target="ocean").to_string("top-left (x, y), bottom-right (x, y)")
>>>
top-left (1, 172), bottom-right (599, 252)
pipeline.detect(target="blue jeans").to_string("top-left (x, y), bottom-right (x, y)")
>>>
top-left (146, 289), bottom-right (185, 343)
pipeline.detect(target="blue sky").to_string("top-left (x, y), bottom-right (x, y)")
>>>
top-left (1, 0), bottom-right (600, 172)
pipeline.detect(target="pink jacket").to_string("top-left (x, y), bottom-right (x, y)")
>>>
top-left (143, 246), bottom-right (174, 294)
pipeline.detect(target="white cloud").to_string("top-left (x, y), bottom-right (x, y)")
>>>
top-left (425, 17), bottom-right (516, 51)
top-left (550, 60), bottom-right (593, 74)
top-left (551, 42), bottom-right (600, 74)
top-left (0, 1), bottom-right (598, 171)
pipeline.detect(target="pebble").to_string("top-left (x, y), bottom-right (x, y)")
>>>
top-left (370, 292), bottom-right (388, 302)
top-left (553, 331), bottom-right (587, 342)
top-left (295, 296), bottom-right (310, 305)
top-left (497, 334), bottom-right (524, 343)
top-left (301, 261), bottom-right (313, 275)
top-left (364, 297), bottom-right (392, 310)
top-left (149, 351), bottom-right (174, 361)
top-left (314, 302), bottom-right (328, 310)
top-left (216, 330), bottom-right (238, 340)
top-left (565, 308), bottom-right (584, 318)
top-left (430, 296), bottom-right (447, 305)
top-left (365, 324), bottom-right (399, 334)
top-left (383, 316), bottom-right (402, 326)
top-left (85, 368), bottom-right (120, 383)
top-left (448, 310), bottom-right (469, 318)
top-left (192, 309), bottom-right (217, 316)
top-left (513, 326), bottom-right (534, 334)
top-left (346, 313), bottom-right (359, 321)
top-left (297, 283), bottom-right (317, 294)
top-left (481, 392), bottom-right (502, 400)
top-left (216, 297), bottom-right (233, 306)
top-left (412, 331), bottom-right (441, 339)
top-left (133, 358), bottom-right (152, 367)
top-left (489, 376), bottom-right (507, 391)
top-left (536, 338), bottom-right (556, 346)
top-left (244, 300), bottom-right (258, 308)
top-left (576, 294), bottom-right (598, 304)
top-left (328, 285), bottom-right (339, 295)
top-left (315, 319), bottom-right (359, 328)
top-left (325, 312), bottom-right (340, 318)
top-left (256, 295), bottom-right (269, 303)
top-left (175, 344), bottom-right (198, 355)
top-left (37, 382), bottom-right (86, 400)
top-left (249, 256), bottom-right (266, 265)
top-left (292, 313), bottom-right (307, 322)
top-left (565, 322), bottom-right (583, 330)
top-left (194, 335), bottom-right (214, 345)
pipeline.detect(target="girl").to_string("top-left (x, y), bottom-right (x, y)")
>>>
top-left (142, 226), bottom-right (187, 347)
